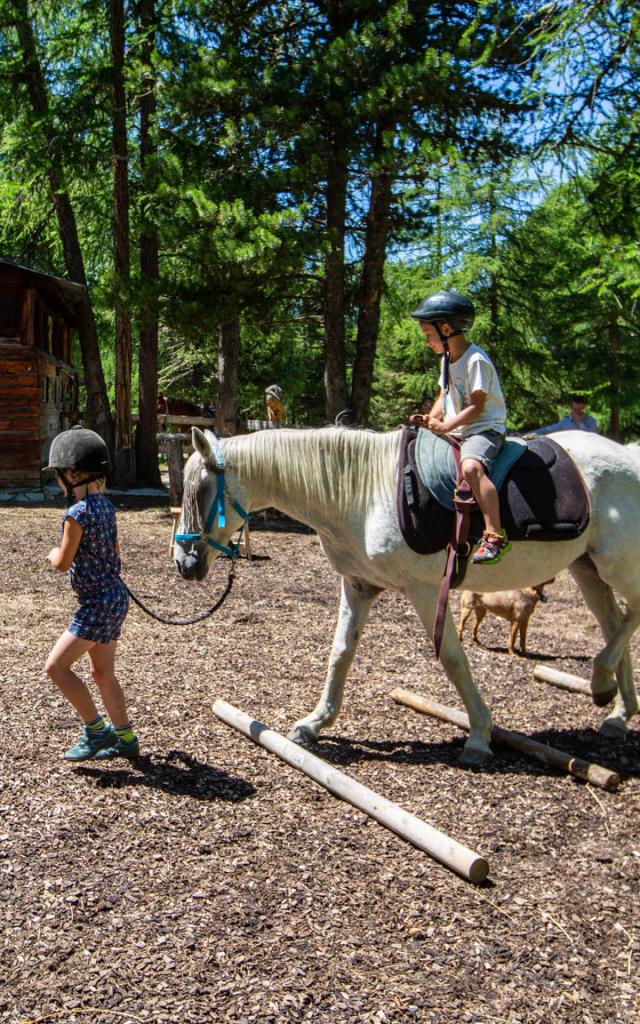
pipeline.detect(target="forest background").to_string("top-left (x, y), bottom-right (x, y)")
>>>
top-left (0, 0), bottom-right (638, 485)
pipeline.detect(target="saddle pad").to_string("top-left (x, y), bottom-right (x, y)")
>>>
top-left (415, 427), bottom-right (527, 510)
top-left (397, 427), bottom-right (591, 556)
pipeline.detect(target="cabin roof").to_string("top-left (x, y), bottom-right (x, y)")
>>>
top-left (0, 257), bottom-right (86, 327)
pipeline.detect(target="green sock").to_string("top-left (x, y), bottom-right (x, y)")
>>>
top-left (86, 714), bottom-right (109, 734)
top-left (114, 723), bottom-right (136, 743)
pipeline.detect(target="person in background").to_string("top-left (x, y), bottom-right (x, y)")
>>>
top-left (265, 384), bottom-right (286, 426)
top-left (411, 290), bottom-right (511, 565)
top-left (535, 395), bottom-right (598, 434)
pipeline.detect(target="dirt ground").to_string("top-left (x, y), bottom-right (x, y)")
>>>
top-left (0, 500), bottom-right (638, 1024)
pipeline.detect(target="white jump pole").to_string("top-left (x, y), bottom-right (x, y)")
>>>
top-left (390, 688), bottom-right (620, 792)
top-left (533, 665), bottom-right (592, 696)
top-left (213, 699), bottom-right (490, 884)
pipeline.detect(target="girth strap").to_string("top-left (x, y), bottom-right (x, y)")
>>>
top-left (433, 437), bottom-right (475, 659)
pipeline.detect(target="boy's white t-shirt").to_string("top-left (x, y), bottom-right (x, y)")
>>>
top-left (439, 342), bottom-right (506, 438)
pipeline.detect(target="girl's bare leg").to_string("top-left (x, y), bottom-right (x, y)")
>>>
top-left (462, 459), bottom-right (501, 534)
top-left (45, 630), bottom-right (99, 721)
top-left (88, 641), bottom-right (130, 729)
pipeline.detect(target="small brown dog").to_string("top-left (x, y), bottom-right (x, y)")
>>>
top-left (458, 580), bottom-right (554, 655)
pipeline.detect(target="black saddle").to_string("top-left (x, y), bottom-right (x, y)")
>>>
top-left (397, 427), bottom-right (591, 556)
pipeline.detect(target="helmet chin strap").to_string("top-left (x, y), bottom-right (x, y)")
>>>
top-left (442, 346), bottom-right (450, 393)
top-left (58, 471), bottom-right (102, 507)
top-left (432, 321), bottom-right (462, 394)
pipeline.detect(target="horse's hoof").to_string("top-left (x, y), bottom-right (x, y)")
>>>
top-left (599, 716), bottom-right (628, 738)
top-left (287, 724), bottom-right (317, 747)
top-left (458, 746), bottom-right (493, 768)
top-left (592, 687), bottom-right (617, 708)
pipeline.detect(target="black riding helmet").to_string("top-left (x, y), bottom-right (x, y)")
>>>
top-left (46, 426), bottom-right (111, 475)
top-left (411, 291), bottom-right (475, 394)
top-left (410, 291), bottom-right (475, 334)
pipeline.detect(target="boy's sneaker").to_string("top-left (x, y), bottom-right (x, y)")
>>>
top-left (94, 735), bottom-right (140, 761)
top-left (63, 725), bottom-right (117, 762)
top-left (472, 531), bottom-right (512, 565)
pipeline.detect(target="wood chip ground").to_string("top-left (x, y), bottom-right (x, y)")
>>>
top-left (0, 503), bottom-right (638, 1023)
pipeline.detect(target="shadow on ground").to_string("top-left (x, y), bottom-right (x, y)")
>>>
top-left (77, 748), bottom-right (256, 801)
top-left (311, 726), bottom-right (640, 781)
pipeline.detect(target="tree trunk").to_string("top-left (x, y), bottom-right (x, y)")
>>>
top-left (323, 121), bottom-right (350, 422)
top-left (216, 317), bottom-right (240, 435)
top-left (135, 0), bottom-right (161, 485)
top-left (13, 0), bottom-right (114, 450)
top-left (351, 125), bottom-right (393, 426)
top-left (110, 0), bottom-right (135, 486)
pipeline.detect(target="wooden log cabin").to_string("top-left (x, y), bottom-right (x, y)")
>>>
top-left (0, 259), bottom-right (84, 488)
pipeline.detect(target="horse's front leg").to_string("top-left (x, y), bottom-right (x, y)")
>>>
top-left (407, 584), bottom-right (493, 765)
top-left (288, 577), bottom-right (382, 745)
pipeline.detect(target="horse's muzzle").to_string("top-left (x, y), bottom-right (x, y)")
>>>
top-left (175, 546), bottom-right (209, 581)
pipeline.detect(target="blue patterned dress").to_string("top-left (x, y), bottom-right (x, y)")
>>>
top-left (64, 494), bottom-right (129, 644)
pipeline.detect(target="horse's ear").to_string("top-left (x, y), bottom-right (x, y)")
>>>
top-left (192, 426), bottom-right (215, 466)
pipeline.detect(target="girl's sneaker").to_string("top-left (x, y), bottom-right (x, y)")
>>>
top-left (95, 735), bottom-right (140, 760)
top-left (472, 531), bottom-right (512, 565)
top-left (63, 725), bottom-right (117, 761)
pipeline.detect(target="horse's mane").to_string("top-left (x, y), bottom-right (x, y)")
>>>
top-left (217, 427), bottom-right (400, 518)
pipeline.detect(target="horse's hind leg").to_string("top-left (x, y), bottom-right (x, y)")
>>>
top-left (569, 555), bottom-right (639, 735)
top-left (601, 646), bottom-right (638, 736)
top-left (288, 576), bottom-right (382, 746)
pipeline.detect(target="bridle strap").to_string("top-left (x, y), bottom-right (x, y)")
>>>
top-left (175, 500), bottom-right (250, 558)
top-left (174, 446), bottom-right (250, 558)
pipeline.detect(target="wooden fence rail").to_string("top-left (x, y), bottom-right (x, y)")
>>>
top-left (157, 416), bottom-right (294, 505)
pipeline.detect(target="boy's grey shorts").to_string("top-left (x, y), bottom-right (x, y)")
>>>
top-left (458, 430), bottom-right (506, 472)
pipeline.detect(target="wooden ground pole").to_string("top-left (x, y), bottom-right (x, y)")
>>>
top-left (533, 665), bottom-right (592, 696)
top-left (390, 688), bottom-right (620, 792)
top-left (213, 699), bottom-right (490, 884)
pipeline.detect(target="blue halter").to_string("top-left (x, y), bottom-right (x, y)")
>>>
top-left (174, 441), bottom-right (250, 558)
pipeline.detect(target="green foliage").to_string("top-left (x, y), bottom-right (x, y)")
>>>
top-left (371, 262), bottom-right (442, 430)
top-left (0, 0), bottom-right (638, 436)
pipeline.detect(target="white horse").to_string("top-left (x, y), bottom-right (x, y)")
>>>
top-left (174, 426), bottom-right (640, 765)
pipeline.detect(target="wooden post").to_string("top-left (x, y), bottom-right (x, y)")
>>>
top-left (164, 436), bottom-right (184, 506)
top-left (533, 665), bottom-right (592, 697)
top-left (240, 525), bottom-right (252, 561)
top-left (390, 688), bottom-right (620, 792)
top-left (169, 506), bottom-right (181, 557)
top-left (213, 699), bottom-right (490, 884)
